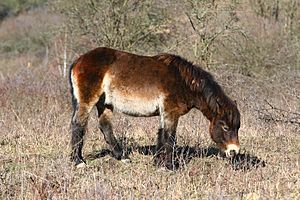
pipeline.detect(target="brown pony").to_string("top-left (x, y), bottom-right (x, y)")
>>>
top-left (69, 47), bottom-right (241, 169)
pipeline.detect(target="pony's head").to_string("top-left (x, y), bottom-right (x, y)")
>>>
top-left (209, 103), bottom-right (241, 157)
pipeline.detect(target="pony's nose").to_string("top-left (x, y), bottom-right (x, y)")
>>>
top-left (225, 143), bottom-right (240, 157)
top-left (229, 150), bottom-right (237, 157)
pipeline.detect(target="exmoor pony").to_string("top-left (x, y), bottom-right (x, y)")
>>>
top-left (69, 47), bottom-right (240, 169)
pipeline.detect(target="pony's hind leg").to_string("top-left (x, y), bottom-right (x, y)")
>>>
top-left (71, 104), bottom-right (92, 166)
top-left (96, 100), bottom-right (128, 161)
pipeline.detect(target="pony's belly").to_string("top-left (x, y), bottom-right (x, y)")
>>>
top-left (105, 92), bottom-right (162, 117)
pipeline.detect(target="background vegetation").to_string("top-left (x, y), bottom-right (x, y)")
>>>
top-left (0, 0), bottom-right (299, 199)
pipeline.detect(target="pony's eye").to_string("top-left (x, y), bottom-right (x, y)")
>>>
top-left (222, 125), bottom-right (229, 132)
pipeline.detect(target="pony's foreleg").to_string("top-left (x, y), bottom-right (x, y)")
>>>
top-left (154, 114), bottom-right (179, 170)
top-left (71, 105), bottom-right (91, 166)
top-left (97, 108), bottom-right (127, 160)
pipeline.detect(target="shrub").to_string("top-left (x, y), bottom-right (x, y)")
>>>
top-left (49, 0), bottom-right (300, 76)
top-left (51, 0), bottom-right (169, 55)
top-left (185, 0), bottom-right (300, 74)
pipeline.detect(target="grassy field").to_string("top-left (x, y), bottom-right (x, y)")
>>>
top-left (1, 1), bottom-right (300, 199)
top-left (1, 54), bottom-right (299, 199)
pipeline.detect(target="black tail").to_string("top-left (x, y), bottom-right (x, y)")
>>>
top-left (69, 60), bottom-right (78, 118)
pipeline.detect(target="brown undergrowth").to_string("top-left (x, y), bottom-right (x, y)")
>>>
top-left (0, 63), bottom-right (299, 199)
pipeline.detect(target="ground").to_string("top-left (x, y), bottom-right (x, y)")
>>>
top-left (1, 63), bottom-right (299, 199)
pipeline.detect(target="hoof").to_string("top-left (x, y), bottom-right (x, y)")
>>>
top-left (76, 162), bottom-right (87, 168)
top-left (111, 150), bottom-right (123, 160)
top-left (158, 166), bottom-right (168, 172)
top-left (153, 155), bottom-right (164, 166)
top-left (121, 158), bottom-right (132, 164)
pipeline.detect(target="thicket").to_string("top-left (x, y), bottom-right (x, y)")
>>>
top-left (51, 0), bottom-right (168, 54)
top-left (50, 0), bottom-right (300, 76)
top-left (1, 0), bottom-right (299, 76)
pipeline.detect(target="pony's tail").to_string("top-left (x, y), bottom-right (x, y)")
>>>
top-left (69, 60), bottom-right (78, 117)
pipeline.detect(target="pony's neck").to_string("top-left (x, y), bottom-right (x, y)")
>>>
top-left (194, 95), bottom-right (216, 122)
top-left (195, 92), bottom-right (229, 122)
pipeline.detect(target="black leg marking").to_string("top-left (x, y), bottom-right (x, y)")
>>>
top-left (71, 122), bottom-right (86, 165)
top-left (155, 128), bottom-right (167, 155)
top-left (70, 106), bottom-right (91, 166)
top-left (154, 128), bottom-right (167, 166)
top-left (164, 130), bottom-right (178, 170)
top-left (154, 128), bottom-right (178, 170)
top-left (154, 115), bottom-right (179, 170)
top-left (96, 99), bottom-right (126, 160)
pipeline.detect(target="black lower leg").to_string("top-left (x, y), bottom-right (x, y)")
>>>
top-left (100, 127), bottom-right (124, 160)
top-left (99, 113), bottom-right (125, 160)
top-left (71, 122), bottom-right (86, 165)
top-left (164, 131), bottom-right (178, 170)
top-left (154, 128), bottom-right (178, 169)
top-left (154, 128), bottom-right (168, 166)
top-left (155, 128), bottom-right (167, 155)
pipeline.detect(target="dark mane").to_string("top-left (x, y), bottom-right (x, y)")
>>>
top-left (154, 54), bottom-right (237, 115)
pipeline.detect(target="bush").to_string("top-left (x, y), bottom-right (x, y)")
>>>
top-left (51, 0), bottom-right (169, 55)
top-left (50, 0), bottom-right (300, 76)
top-left (184, 0), bottom-right (300, 74)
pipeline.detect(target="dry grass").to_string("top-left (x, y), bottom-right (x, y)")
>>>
top-left (0, 63), bottom-right (299, 199)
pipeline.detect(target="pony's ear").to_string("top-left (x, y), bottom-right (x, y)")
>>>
top-left (233, 100), bottom-right (237, 105)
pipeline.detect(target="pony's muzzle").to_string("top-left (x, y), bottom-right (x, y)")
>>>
top-left (224, 143), bottom-right (240, 157)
